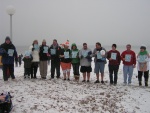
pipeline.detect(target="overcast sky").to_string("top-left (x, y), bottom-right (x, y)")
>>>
top-left (0, 0), bottom-right (150, 46)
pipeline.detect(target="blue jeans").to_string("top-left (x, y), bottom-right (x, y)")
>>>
top-left (123, 65), bottom-right (134, 84)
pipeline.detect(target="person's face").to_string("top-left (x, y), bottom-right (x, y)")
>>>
top-left (96, 44), bottom-right (100, 49)
top-left (64, 45), bottom-right (69, 49)
top-left (72, 46), bottom-right (76, 50)
top-left (112, 46), bottom-right (116, 50)
top-left (140, 48), bottom-right (145, 52)
top-left (83, 44), bottom-right (87, 49)
top-left (42, 42), bottom-right (46, 45)
top-left (126, 45), bottom-right (131, 51)
top-left (53, 41), bottom-right (57, 45)
top-left (6, 40), bottom-right (10, 44)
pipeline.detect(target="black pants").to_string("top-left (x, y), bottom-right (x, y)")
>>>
top-left (72, 63), bottom-right (80, 76)
top-left (51, 60), bottom-right (60, 78)
top-left (31, 62), bottom-right (38, 78)
top-left (108, 65), bottom-right (119, 84)
top-left (3, 64), bottom-right (15, 81)
top-left (138, 71), bottom-right (149, 82)
top-left (24, 68), bottom-right (31, 76)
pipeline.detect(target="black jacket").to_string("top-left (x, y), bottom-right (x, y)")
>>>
top-left (39, 45), bottom-right (49, 61)
top-left (49, 44), bottom-right (61, 62)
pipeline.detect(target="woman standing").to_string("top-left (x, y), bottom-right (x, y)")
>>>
top-left (71, 43), bottom-right (80, 81)
top-left (29, 40), bottom-right (40, 79)
top-left (137, 45), bottom-right (149, 86)
top-left (60, 41), bottom-right (71, 80)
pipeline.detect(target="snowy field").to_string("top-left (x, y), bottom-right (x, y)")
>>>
top-left (0, 60), bottom-right (150, 113)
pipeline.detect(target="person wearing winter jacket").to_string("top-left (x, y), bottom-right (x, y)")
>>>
top-left (107, 44), bottom-right (121, 85)
top-left (39, 39), bottom-right (49, 79)
top-left (29, 40), bottom-right (40, 79)
top-left (79, 43), bottom-right (92, 82)
top-left (0, 36), bottom-right (18, 81)
top-left (23, 51), bottom-right (33, 79)
top-left (121, 44), bottom-right (136, 85)
top-left (49, 39), bottom-right (61, 79)
top-left (93, 42), bottom-right (107, 84)
top-left (60, 41), bottom-right (71, 80)
top-left (137, 45), bottom-right (149, 86)
top-left (71, 43), bottom-right (80, 81)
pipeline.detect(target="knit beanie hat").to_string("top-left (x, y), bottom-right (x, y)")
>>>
top-left (64, 40), bottom-right (69, 46)
top-left (5, 36), bottom-right (10, 41)
top-left (42, 39), bottom-right (46, 43)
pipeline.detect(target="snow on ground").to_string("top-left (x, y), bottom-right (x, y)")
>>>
top-left (0, 61), bottom-right (150, 113)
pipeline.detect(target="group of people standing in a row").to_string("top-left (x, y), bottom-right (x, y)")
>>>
top-left (0, 36), bottom-right (149, 86)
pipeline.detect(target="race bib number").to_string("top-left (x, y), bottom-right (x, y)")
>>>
top-left (34, 44), bottom-right (39, 50)
top-left (97, 51), bottom-right (102, 59)
top-left (8, 49), bottom-right (14, 56)
top-left (111, 53), bottom-right (117, 60)
top-left (82, 51), bottom-right (88, 57)
top-left (72, 51), bottom-right (78, 58)
top-left (43, 46), bottom-right (48, 53)
top-left (138, 55), bottom-right (147, 63)
top-left (64, 52), bottom-right (69, 58)
top-left (51, 49), bottom-right (56, 55)
top-left (125, 54), bottom-right (131, 62)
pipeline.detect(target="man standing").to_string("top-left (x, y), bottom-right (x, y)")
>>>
top-left (79, 43), bottom-right (92, 82)
top-left (49, 39), bottom-right (61, 79)
top-left (39, 39), bottom-right (49, 79)
top-left (121, 44), bottom-right (136, 85)
top-left (93, 42), bottom-right (107, 84)
top-left (107, 44), bottom-right (121, 85)
top-left (0, 36), bottom-right (18, 81)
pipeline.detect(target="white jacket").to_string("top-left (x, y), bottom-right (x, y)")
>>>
top-left (29, 45), bottom-right (39, 62)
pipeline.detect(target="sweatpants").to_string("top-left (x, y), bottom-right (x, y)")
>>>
top-left (40, 61), bottom-right (47, 78)
top-left (3, 64), bottom-right (15, 81)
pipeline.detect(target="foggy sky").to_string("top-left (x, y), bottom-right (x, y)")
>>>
top-left (0, 0), bottom-right (150, 46)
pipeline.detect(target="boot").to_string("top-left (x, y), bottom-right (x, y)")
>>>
top-left (145, 81), bottom-right (148, 87)
top-left (139, 81), bottom-right (142, 86)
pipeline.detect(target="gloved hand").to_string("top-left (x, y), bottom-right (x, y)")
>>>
top-left (32, 48), bottom-right (34, 51)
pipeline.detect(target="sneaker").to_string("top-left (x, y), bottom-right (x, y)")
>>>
top-left (64, 78), bottom-right (66, 80)
top-left (94, 80), bottom-right (100, 83)
top-left (24, 76), bottom-right (26, 79)
top-left (82, 80), bottom-right (86, 82)
top-left (67, 78), bottom-right (70, 81)
top-left (87, 80), bottom-right (90, 82)
top-left (57, 76), bottom-right (60, 79)
top-left (101, 81), bottom-right (104, 84)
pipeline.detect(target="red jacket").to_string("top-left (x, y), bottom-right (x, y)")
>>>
top-left (121, 50), bottom-right (136, 66)
top-left (107, 50), bottom-right (121, 65)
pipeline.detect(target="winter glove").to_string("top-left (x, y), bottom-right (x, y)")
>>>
top-left (32, 48), bottom-right (34, 51)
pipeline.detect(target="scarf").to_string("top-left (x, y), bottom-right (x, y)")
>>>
top-left (139, 50), bottom-right (148, 55)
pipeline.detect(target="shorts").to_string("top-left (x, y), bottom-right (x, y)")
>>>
top-left (80, 66), bottom-right (92, 73)
top-left (94, 62), bottom-right (105, 74)
top-left (60, 62), bottom-right (71, 70)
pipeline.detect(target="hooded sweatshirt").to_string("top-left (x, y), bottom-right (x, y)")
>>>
top-left (71, 43), bottom-right (80, 64)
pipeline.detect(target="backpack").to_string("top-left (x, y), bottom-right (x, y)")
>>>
top-left (0, 92), bottom-right (13, 113)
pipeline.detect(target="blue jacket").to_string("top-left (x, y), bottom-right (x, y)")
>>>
top-left (0, 42), bottom-right (18, 64)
